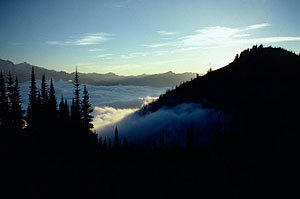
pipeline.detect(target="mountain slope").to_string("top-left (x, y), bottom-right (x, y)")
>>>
top-left (144, 46), bottom-right (300, 116)
top-left (0, 60), bottom-right (197, 87)
top-left (142, 45), bottom-right (300, 156)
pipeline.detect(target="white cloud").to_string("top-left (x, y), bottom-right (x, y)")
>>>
top-left (93, 106), bottom-right (138, 132)
top-left (177, 24), bottom-right (300, 48)
top-left (234, 34), bottom-right (250, 38)
top-left (157, 30), bottom-right (179, 36)
top-left (143, 43), bottom-right (171, 48)
top-left (143, 23), bottom-right (300, 52)
top-left (99, 103), bottom-right (229, 147)
top-left (246, 23), bottom-right (270, 30)
top-left (238, 36), bottom-right (300, 44)
top-left (180, 26), bottom-right (240, 47)
top-left (138, 96), bottom-right (159, 107)
top-left (88, 48), bottom-right (105, 52)
top-left (97, 53), bottom-right (112, 58)
top-left (121, 52), bottom-right (148, 59)
top-left (47, 33), bottom-right (113, 46)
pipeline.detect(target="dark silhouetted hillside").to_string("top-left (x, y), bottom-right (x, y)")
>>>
top-left (143, 45), bottom-right (300, 161)
top-left (145, 46), bottom-right (300, 116)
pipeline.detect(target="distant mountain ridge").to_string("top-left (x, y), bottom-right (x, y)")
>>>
top-left (0, 59), bottom-right (197, 87)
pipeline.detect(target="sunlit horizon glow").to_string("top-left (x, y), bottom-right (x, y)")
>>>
top-left (0, 0), bottom-right (300, 75)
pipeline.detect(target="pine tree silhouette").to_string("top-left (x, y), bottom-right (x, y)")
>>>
top-left (114, 126), bottom-right (119, 150)
top-left (108, 138), bottom-right (112, 151)
top-left (40, 74), bottom-right (48, 121)
top-left (103, 137), bottom-right (108, 151)
top-left (10, 77), bottom-right (24, 132)
top-left (27, 67), bottom-right (38, 130)
top-left (98, 136), bottom-right (103, 151)
top-left (72, 67), bottom-right (82, 126)
top-left (6, 72), bottom-right (14, 107)
top-left (6, 72), bottom-right (14, 130)
top-left (59, 96), bottom-right (69, 121)
top-left (0, 71), bottom-right (8, 132)
top-left (41, 74), bottom-right (48, 108)
top-left (81, 85), bottom-right (93, 130)
top-left (64, 99), bottom-right (69, 119)
top-left (48, 79), bottom-right (57, 121)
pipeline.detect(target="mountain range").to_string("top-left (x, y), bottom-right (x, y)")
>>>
top-left (0, 60), bottom-right (197, 87)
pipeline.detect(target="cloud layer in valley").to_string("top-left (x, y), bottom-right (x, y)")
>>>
top-left (19, 80), bottom-right (168, 132)
top-left (99, 103), bottom-right (230, 148)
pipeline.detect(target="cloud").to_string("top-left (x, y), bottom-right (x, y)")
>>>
top-left (179, 26), bottom-right (240, 47)
top-left (144, 43), bottom-right (171, 48)
top-left (99, 103), bottom-right (230, 148)
top-left (121, 52), bottom-right (148, 59)
top-left (92, 96), bottom-right (160, 132)
top-left (233, 34), bottom-right (250, 38)
top-left (19, 80), bottom-right (168, 110)
top-left (97, 53), bottom-right (112, 58)
top-left (88, 48), bottom-right (105, 52)
top-left (47, 33), bottom-right (113, 46)
top-left (239, 36), bottom-right (300, 44)
top-left (138, 96), bottom-right (159, 107)
top-left (93, 106), bottom-right (138, 132)
top-left (246, 23), bottom-right (270, 30)
top-left (143, 23), bottom-right (300, 51)
top-left (157, 30), bottom-right (179, 36)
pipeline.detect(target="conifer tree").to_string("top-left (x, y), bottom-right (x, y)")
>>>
top-left (114, 126), bottom-right (119, 150)
top-left (71, 98), bottom-right (75, 120)
top-left (64, 99), bottom-right (69, 119)
top-left (27, 67), bottom-right (38, 130)
top-left (6, 72), bottom-right (15, 130)
top-left (10, 77), bottom-right (24, 132)
top-left (6, 72), bottom-right (14, 108)
top-left (58, 96), bottom-right (69, 121)
top-left (98, 136), bottom-right (103, 151)
top-left (81, 85), bottom-right (93, 130)
top-left (0, 71), bottom-right (8, 130)
top-left (37, 91), bottom-right (41, 111)
top-left (41, 74), bottom-right (48, 107)
top-left (59, 96), bottom-right (65, 120)
top-left (48, 79), bottom-right (57, 120)
top-left (108, 138), bottom-right (112, 151)
top-left (103, 137), bottom-right (107, 151)
top-left (40, 74), bottom-right (48, 119)
top-left (72, 68), bottom-right (82, 125)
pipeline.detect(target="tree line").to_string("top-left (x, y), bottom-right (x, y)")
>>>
top-left (0, 67), bottom-right (99, 152)
top-left (0, 67), bottom-right (132, 154)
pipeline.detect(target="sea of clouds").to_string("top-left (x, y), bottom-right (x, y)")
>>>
top-left (19, 80), bottom-right (168, 132)
top-left (19, 80), bottom-right (229, 147)
top-left (99, 103), bottom-right (229, 148)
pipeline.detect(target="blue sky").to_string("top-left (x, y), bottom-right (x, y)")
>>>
top-left (0, 0), bottom-right (300, 75)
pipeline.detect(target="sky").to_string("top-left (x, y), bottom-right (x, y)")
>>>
top-left (0, 0), bottom-right (300, 75)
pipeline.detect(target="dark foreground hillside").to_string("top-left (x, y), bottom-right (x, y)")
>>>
top-left (145, 45), bottom-right (300, 157)
top-left (1, 45), bottom-right (300, 198)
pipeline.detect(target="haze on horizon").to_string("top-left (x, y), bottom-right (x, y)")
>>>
top-left (0, 0), bottom-right (300, 75)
